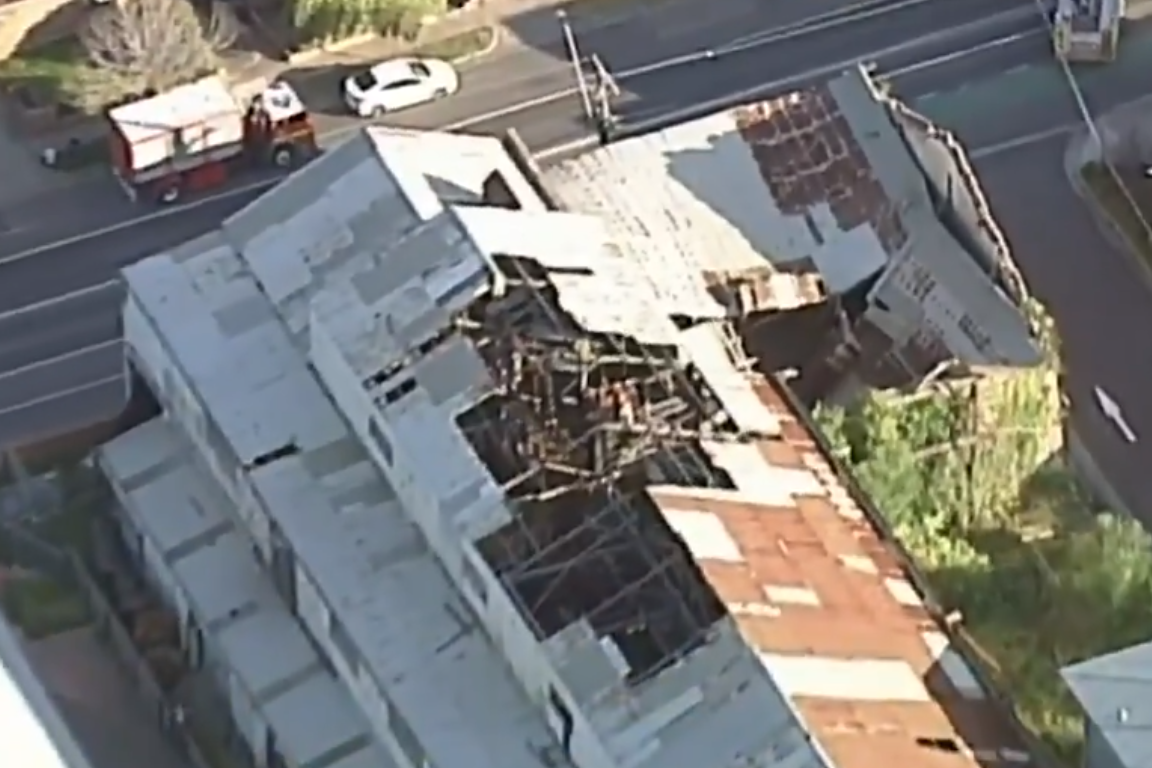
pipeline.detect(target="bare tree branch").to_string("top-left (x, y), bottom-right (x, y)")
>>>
top-left (64, 0), bottom-right (237, 113)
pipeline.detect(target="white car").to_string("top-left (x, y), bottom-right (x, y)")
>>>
top-left (343, 58), bottom-right (460, 117)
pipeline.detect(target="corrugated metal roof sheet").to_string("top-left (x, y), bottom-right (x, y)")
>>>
top-left (543, 66), bottom-right (1040, 373)
top-left (648, 370), bottom-right (1037, 768)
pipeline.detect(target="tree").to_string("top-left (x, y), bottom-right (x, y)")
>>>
top-left (63, 0), bottom-right (236, 113)
top-left (814, 301), bottom-right (1152, 761)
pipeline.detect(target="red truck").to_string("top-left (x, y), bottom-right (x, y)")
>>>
top-left (106, 76), bottom-right (318, 204)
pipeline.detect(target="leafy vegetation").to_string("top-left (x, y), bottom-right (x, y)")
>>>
top-left (64, 0), bottom-right (235, 113)
top-left (292, 0), bottom-right (445, 48)
top-left (816, 302), bottom-right (1152, 762)
top-left (0, 37), bottom-right (85, 103)
top-left (412, 25), bottom-right (493, 61)
top-left (1, 573), bottom-right (90, 639)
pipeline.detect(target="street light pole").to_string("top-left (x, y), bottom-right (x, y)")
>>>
top-left (557, 10), bottom-right (593, 122)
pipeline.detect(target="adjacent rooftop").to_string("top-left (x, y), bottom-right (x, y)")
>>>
top-left (1062, 644), bottom-right (1152, 768)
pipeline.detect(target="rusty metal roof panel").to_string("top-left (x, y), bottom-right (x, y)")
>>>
top-left (648, 376), bottom-right (1035, 768)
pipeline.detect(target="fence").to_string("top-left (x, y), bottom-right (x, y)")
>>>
top-left (0, 517), bottom-right (215, 768)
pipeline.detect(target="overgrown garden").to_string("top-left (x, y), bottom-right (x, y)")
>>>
top-left (815, 301), bottom-right (1152, 762)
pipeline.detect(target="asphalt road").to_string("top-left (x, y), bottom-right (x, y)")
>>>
top-left (935, 32), bottom-right (1152, 523)
top-left (970, 139), bottom-right (1152, 522)
top-left (0, 0), bottom-right (1098, 453)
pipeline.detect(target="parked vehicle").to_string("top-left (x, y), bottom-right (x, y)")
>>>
top-left (106, 77), bottom-right (318, 204)
top-left (342, 57), bottom-right (460, 117)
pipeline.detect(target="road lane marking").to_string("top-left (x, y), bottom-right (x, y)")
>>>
top-left (0, 280), bottom-right (120, 321)
top-left (1095, 386), bottom-right (1138, 443)
top-left (611, 8), bottom-right (1046, 142)
top-left (0, 340), bottom-right (121, 384)
top-left (0, 3), bottom-right (1046, 271)
top-left (720, 0), bottom-right (944, 51)
top-left (0, 32), bottom-right (1075, 419)
top-left (970, 124), bottom-right (1074, 158)
top-left (626, 0), bottom-right (957, 76)
top-left (885, 28), bottom-right (1044, 78)
top-left (0, 375), bottom-right (122, 419)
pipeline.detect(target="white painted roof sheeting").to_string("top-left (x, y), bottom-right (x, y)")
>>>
top-left (0, 612), bottom-right (94, 768)
top-left (121, 129), bottom-right (571, 768)
top-left (543, 117), bottom-right (827, 316)
top-left (1062, 643), bottom-right (1152, 768)
top-left (455, 206), bottom-right (682, 348)
top-left (98, 419), bottom-right (387, 768)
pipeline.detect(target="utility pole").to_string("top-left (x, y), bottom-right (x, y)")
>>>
top-left (557, 10), bottom-right (593, 122)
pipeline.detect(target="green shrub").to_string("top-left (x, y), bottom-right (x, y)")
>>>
top-left (293, 0), bottom-right (445, 47)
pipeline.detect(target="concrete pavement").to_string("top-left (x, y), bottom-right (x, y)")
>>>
top-left (0, 0), bottom-right (1065, 445)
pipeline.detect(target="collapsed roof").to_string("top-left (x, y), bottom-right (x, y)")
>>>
top-left (116, 65), bottom-right (1041, 768)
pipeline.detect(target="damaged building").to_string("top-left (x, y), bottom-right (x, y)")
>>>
top-left (545, 65), bottom-right (1041, 403)
top-left (101, 65), bottom-right (1039, 768)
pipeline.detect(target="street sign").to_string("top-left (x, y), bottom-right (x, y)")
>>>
top-left (1093, 386), bottom-right (1137, 443)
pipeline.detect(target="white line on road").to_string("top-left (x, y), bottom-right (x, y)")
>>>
top-left (614, 9), bottom-right (1044, 143)
top-left (1095, 386), bottom-right (1138, 443)
top-left (970, 124), bottom-right (1073, 159)
top-left (720, 0), bottom-right (946, 51)
top-left (0, 280), bottom-right (120, 321)
top-left (627, 0), bottom-right (956, 76)
top-left (0, 375), bottom-right (123, 419)
top-left (885, 28), bottom-right (1042, 78)
top-left (0, 1), bottom-right (1044, 272)
top-left (0, 340), bottom-right (121, 384)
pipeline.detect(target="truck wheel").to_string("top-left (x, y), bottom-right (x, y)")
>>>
top-left (272, 145), bottom-right (294, 167)
top-left (158, 185), bottom-right (181, 204)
